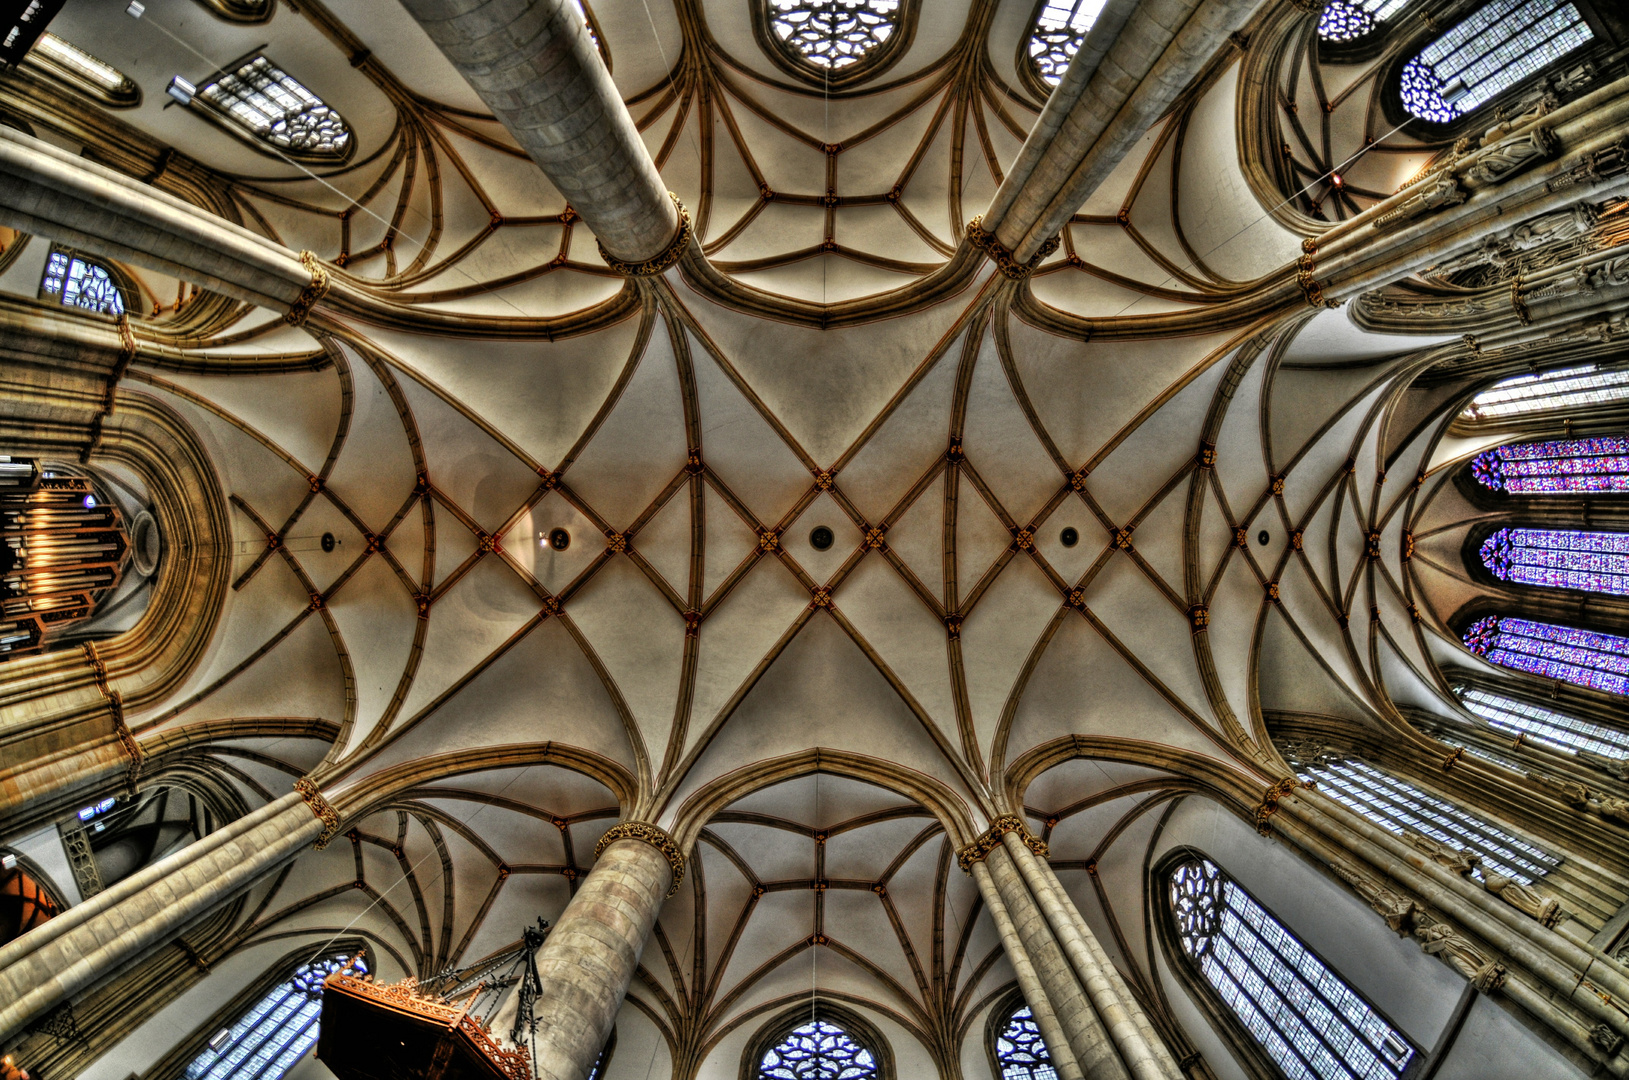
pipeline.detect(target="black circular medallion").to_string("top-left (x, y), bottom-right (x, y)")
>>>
top-left (1257, 529), bottom-right (1270, 546)
top-left (549, 528), bottom-right (571, 551)
top-left (1060, 527), bottom-right (1079, 548)
top-left (321, 532), bottom-right (336, 553)
top-left (810, 526), bottom-right (835, 551)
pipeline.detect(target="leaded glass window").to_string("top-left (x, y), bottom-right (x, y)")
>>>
top-left (994, 1004), bottom-right (1057, 1080)
top-left (1470, 437), bottom-right (1629, 494)
top-left (1458, 687), bottom-right (1629, 760)
top-left (39, 247), bottom-right (124, 315)
top-left (1317, 0), bottom-right (1410, 43)
top-left (1399, 0), bottom-right (1595, 123)
top-left (1464, 615), bottom-right (1629, 697)
top-left (759, 1019), bottom-right (879, 1080)
top-left (1478, 527), bottom-right (1629, 596)
top-left (1462, 364), bottom-right (1629, 422)
top-left (766, 0), bottom-right (899, 71)
top-left (198, 56), bottom-right (351, 159)
top-left (1297, 756), bottom-right (1562, 883)
top-left (184, 955), bottom-right (363, 1080)
top-left (1028, 0), bottom-right (1108, 86)
top-left (27, 33), bottom-right (140, 106)
top-left (1168, 856), bottom-right (1418, 1080)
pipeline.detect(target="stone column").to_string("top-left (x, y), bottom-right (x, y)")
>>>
top-left (0, 792), bottom-right (319, 1039)
top-left (398, 0), bottom-right (681, 266)
top-left (970, 860), bottom-right (1087, 1080)
top-left (529, 825), bottom-right (677, 1080)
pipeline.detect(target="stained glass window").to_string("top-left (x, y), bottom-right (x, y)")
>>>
top-left (994, 1004), bottom-right (1057, 1080)
top-left (39, 248), bottom-right (125, 315)
top-left (184, 955), bottom-right (363, 1080)
top-left (1470, 437), bottom-right (1629, 494)
top-left (1169, 856), bottom-right (1418, 1080)
top-left (1399, 0), bottom-right (1595, 123)
top-left (767, 0), bottom-right (899, 71)
top-left (1462, 364), bottom-right (1629, 421)
top-left (198, 56), bottom-right (351, 158)
top-left (1297, 756), bottom-right (1561, 883)
top-left (1478, 527), bottom-right (1629, 596)
top-left (759, 1019), bottom-right (879, 1080)
top-left (1028, 0), bottom-right (1109, 86)
top-left (28, 33), bottom-right (140, 105)
top-left (1458, 687), bottom-right (1629, 760)
top-left (1317, 0), bottom-right (1409, 43)
top-left (1464, 615), bottom-right (1629, 697)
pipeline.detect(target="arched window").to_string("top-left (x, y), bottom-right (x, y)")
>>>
top-left (1462, 363), bottom-right (1629, 422)
top-left (25, 33), bottom-right (141, 107)
top-left (990, 998), bottom-right (1056, 1080)
top-left (184, 955), bottom-right (363, 1080)
top-left (1458, 687), bottom-right (1629, 760)
top-left (195, 56), bottom-right (352, 161)
top-left (1470, 436), bottom-right (1629, 494)
top-left (1464, 615), bottom-right (1629, 698)
top-left (758, 1019), bottom-right (879, 1079)
top-left (1317, 0), bottom-right (1409, 44)
top-left (1028, 0), bottom-right (1108, 87)
top-left (1166, 855), bottom-right (1419, 1080)
top-left (1294, 754), bottom-right (1561, 882)
top-left (39, 246), bottom-right (126, 316)
top-left (0, 861), bottom-right (60, 948)
top-left (1478, 526), bottom-right (1629, 595)
top-left (1399, 0), bottom-right (1595, 123)
top-left (764, 0), bottom-right (902, 73)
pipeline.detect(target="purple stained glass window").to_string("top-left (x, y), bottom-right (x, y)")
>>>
top-left (1479, 527), bottom-right (1629, 595)
top-left (1471, 437), bottom-right (1629, 494)
top-left (1463, 615), bottom-right (1629, 696)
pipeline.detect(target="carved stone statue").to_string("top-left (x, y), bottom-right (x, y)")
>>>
top-left (1527, 771), bottom-right (1591, 809)
top-left (1590, 1023), bottom-right (1623, 1057)
top-left (1404, 831), bottom-right (1480, 876)
top-left (1330, 859), bottom-right (1417, 934)
top-left (1482, 870), bottom-right (1566, 928)
top-left (1416, 918), bottom-right (1506, 992)
top-left (1480, 92), bottom-right (1557, 146)
top-left (1373, 176), bottom-right (1466, 231)
top-left (1575, 749), bottom-right (1629, 782)
top-left (1593, 795), bottom-right (1629, 827)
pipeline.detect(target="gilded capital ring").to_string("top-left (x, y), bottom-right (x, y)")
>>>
top-left (596, 820), bottom-right (686, 896)
top-left (598, 193), bottom-right (693, 277)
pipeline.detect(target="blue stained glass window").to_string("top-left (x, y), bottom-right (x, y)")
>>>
top-left (39, 249), bottom-right (125, 315)
top-left (759, 1019), bottom-right (878, 1080)
top-left (1318, 0), bottom-right (1409, 42)
top-left (1471, 437), bottom-right (1629, 494)
top-left (1029, 0), bottom-right (1109, 86)
top-left (1169, 857), bottom-right (1417, 1080)
top-left (995, 1005), bottom-right (1057, 1080)
top-left (1298, 757), bottom-right (1561, 883)
top-left (1458, 688), bottom-right (1629, 760)
top-left (1464, 615), bottom-right (1629, 697)
top-left (185, 955), bottom-right (363, 1080)
top-left (1399, 0), bottom-right (1594, 123)
top-left (1478, 527), bottom-right (1629, 596)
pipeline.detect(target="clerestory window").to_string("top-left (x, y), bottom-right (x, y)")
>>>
top-left (1398, 0), bottom-right (1595, 124)
top-left (1317, 0), bottom-right (1410, 44)
top-left (184, 955), bottom-right (362, 1080)
top-left (1478, 526), bottom-right (1629, 596)
top-left (1027, 0), bottom-right (1108, 87)
top-left (1464, 615), bottom-right (1629, 699)
top-left (1462, 363), bottom-right (1629, 422)
top-left (991, 1000), bottom-right (1057, 1080)
top-left (759, 1018), bottom-right (880, 1080)
top-left (1457, 687), bottom-right (1629, 760)
top-left (39, 246), bottom-right (126, 316)
top-left (196, 56), bottom-right (352, 161)
top-left (765, 0), bottom-right (901, 72)
top-left (25, 33), bottom-right (140, 107)
top-left (1471, 436), bottom-right (1629, 494)
top-left (1167, 855), bottom-right (1419, 1080)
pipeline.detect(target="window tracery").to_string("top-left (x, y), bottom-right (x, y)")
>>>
top-left (992, 1002), bottom-right (1056, 1080)
top-left (758, 1018), bottom-right (880, 1080)
top-left (1294, 756), bottom-right (1561, 882)
top-left (1463, 615), bottom-right (1629, 698)
top-left (766, 0), bottom-right (900, 71)
top-left (1457, 687), bottom-right (1629, 760)
top-left (1462, 363), bottom-right (1629, 422)
top-left (1398, 0), bottom-right (1595, 123)
top-left (196, 56), bottom-right (351, 161)
top-left (184, 955), bottom-right (362, 1080)
top-left (1317, 0), bottom-right (1409, 44)
top-left (1478, 526), bottom-right (1629, 596)
top-left (39, 246), bottom-right (125, 315)
top-left (1167, 855), bottom-right (1418, 1080)
top-left (1470, 436), bottom-right (1629, 494)
top-left (1027, 0), bottom-right (1107, 87)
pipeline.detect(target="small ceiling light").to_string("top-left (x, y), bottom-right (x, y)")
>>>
top-left (1257, 530), bottom-right (1271, 546)
top-left (81, 494), bottom-right (95, 509)
top-left (167, 75), bottom-right (195, 106)
top-left (320, 532), bottom-right (336, 553)
top-left (548, 528), bottom-right (570, 551)
top-left (126, 0), bottom-right (144, 16)
top-left (1330, 173), bottom-right (1343, 189)
top-left (1060, 527), bottom-right (1078, 548)
top-left (809, 526), bottom-right (834, 551)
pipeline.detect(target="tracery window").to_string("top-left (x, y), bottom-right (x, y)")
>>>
top-left (1464, 615), bottom-right (1629, 698)
top-left (1168, 856), bottom-right (1418, 1080)
top-left (1462, 363), bottom-right (1629, 422)
top-left (1478, 526), bottom-right (1629, 596)
top-left (1295, 756), bottom-right (1561, 882)
top-left (39, 246), bottom-right (125, 316)
top-left (184, 955), bottom-right (363, 1080)
top-left (766, 0), bottom-right (899, 71)
top-left (1028, 0), bottom-right (1108, 87)
top-left (759, 1019), bottom-right (879, 1080)
top-left (1457, 687), bottom-right (1629, 760)
top-left (1470, 436), bottom-right (1629, 494)
top-left (1317, 0), bottom-right (1410, 44)
top-left (1398, 0), bottom-right (1595, 123)
top-left (196, 56), bottom-right (351, 160)
top-left (992, 1002), bottom-right (1057, 1080)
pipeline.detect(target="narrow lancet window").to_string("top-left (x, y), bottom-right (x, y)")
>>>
top-left (185, 956), bottom-right (362, 1080)
top-left (1294, 755), bottom-right (1561, 882)
top-left (766, 0), bottom-right (900, 71)
top-left (1458, 688), bottom-right (1629, 761)
top-left (1399, 0), bottom-right (1595, 123)
top-left (1028, 0), bottom-right (1108, 86)
top-left (1471, 437), bottom-right (1629, 494)
top-left (993, 1004), bottom-right (1056, 1080)
top-left (1168, 856), bottom-right (1418, 1080)
top-left (39, 246), bottom-right (126, 316)
top-left (1463, 364), bottom-right (1629, 422)
top-left (1317, 0), bottom-right (1409, 43)
top-left (1478, 527), bottom-right (1629, 596)
top-left (26, 33), bottom-right (140, 106)
top-left (759, 1019), bottom-right (879, 1079)
top-left (197, 56), bottom-right (351, 160)
top-left (1464, 615), bottom-right (1629, 698)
